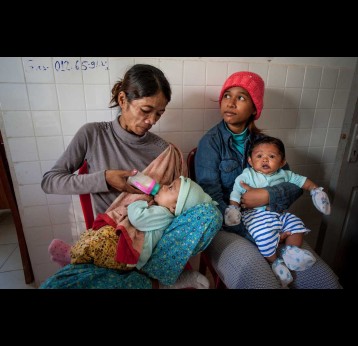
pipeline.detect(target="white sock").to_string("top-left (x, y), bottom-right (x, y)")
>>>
top-left (272, 258), bottom-right (293, 288)
top-left (159, 270), bottom-right (210, 289)
top-left (281, 245), bottom-right (316, 271)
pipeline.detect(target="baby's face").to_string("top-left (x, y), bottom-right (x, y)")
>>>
top-left (154, 177), bottom-right (181, 213)
top-left (248, 143), bottom-right (285, 175)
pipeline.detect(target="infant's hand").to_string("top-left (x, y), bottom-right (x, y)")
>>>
top-left (310, 187), bottom-right (331, 215)
top-left (224, 205), bottom-right (241, 226)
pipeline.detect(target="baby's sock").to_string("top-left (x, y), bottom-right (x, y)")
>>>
top-left (280, 245), bottom-right (316, 271)
top-left (310, 187), bottom-right (331, 215)
top-left (48, 239), bottom-right (72, 267)
top-left (224, 205), bottom-right (241, 226)
top-left (159, 270), bottom-right (210, 289)
top-left (271, 258), bottom-right (293, 288)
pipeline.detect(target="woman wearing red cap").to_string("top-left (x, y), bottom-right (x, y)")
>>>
top-left (195, 71), bottom-right (341, 289)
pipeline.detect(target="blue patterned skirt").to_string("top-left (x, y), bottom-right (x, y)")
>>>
top-left (40, 203), bottom-right (222, 289)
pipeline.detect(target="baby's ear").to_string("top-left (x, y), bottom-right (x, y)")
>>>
top-left (169, 205), bottom-right (176, 214)
top-left (248, 156), bottom-right (252, 166)
top-left (280, 159), bottom-right (287, 168)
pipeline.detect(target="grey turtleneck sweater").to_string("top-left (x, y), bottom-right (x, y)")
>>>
top-left (41, 116), bottom-right (168, 215)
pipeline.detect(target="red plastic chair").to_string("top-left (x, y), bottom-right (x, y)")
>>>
top-left (78, 161), bottom-right (94, 229)
top-left (187, 148), bottom-right (226, 289)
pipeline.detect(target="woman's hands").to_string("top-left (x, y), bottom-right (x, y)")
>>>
top-left (239, 181), bottom-right (269, 209)
top-left (105, 169), bottom-right (142, 194)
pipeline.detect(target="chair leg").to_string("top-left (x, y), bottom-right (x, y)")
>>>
top-left (184, 262), bottom-right (192, 270)
top-left (199, 251), bottom-right (227, 289)
top-left (216, 277), bottom-right (227, 289)
top-left (199, 252), bottom-right (208, 275)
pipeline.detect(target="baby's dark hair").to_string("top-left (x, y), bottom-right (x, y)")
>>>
top-left (110, 64), bottom-right (172, 108)
top-left (249, 136), bottom-right (285, 159)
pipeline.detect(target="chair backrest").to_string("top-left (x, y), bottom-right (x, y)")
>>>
top-left (187, 147), bottom-right (197, 181)
top-left (78, 161), bottom-right (94, 229)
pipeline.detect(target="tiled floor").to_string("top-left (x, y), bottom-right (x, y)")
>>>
top-left (0, 209), bottom-right (36, 289)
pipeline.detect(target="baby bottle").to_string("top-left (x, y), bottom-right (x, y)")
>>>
top-left (127, 171), bottom-right (161, 195)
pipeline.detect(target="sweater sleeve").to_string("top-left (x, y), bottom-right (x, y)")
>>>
top-left (127, 200), bottom-right (174, 233)
top-left (41, 123), bottom-right (109, 195)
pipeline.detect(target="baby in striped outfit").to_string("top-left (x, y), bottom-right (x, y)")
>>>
top-left (225, 136), bottom-right (331, 287)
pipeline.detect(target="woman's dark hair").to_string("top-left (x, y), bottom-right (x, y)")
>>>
top-left (110, 64), bottom-right (171, 108)
top-left (247, 115), bottom-right (263, 135)
top-left (248, 136), bottom-right (285, 159)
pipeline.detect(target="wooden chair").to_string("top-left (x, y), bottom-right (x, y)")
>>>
top-left (187, 148), bottom-right (227, 289)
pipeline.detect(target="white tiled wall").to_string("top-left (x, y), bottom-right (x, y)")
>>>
top-left (0, 57), bottom-right (356, 286)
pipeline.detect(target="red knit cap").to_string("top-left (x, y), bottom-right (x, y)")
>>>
top-left (219, 71), bottom-right (265, 120)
